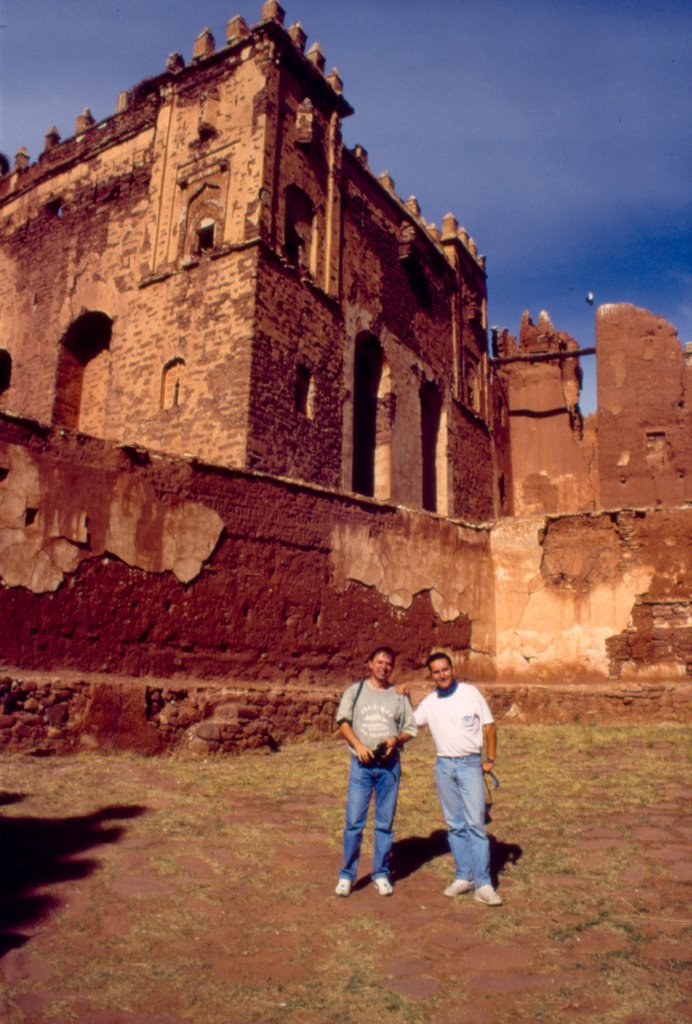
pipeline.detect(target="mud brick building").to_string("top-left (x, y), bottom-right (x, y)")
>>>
top-left (0, 0), bottom-right (494, 522)
top-left (0, 3), bottom-right (690, 751)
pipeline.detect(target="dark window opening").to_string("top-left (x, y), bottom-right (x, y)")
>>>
top-left (53, 311), bottom-right (112, 429)
top-left (285, 221), bottom-right (303, 267)
top-left (197, 121), bottom-right (218, 144)
top-left (45, 198), bottom-right (62, 218)
top-left (645, 431), bottom-right (667, 468)
top-left (184, 181), bottom-right (223, 258)
top-left (0, 349), bottom-right (11, 394)
top-left (420, 381), bottom-right (442, 512)
top-left (352, 336), bottom-right (383, 497)
top-left (196, 219), bottom-right (215, 253)
top-left (403, 258), bottom-right (432, 310)
top-left (295, 364), bottom-right (314, 418)
top-left (284, 185), bottom-right (314, 273)
top-left (161, 358), bottom-right (185, 410)
top-left (465, 354), bottom-right (480, 413)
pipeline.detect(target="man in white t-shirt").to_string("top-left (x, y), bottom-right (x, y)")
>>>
top-left (413, 651), bottom-right (502, 906)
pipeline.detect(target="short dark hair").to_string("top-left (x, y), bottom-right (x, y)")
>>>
top-left (425, 651), bottom-right (452, 669)
top-left (368, 645), bottom-right (396, 664)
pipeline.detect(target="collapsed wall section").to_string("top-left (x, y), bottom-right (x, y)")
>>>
top-left (0, 412), bottom-right (690, 752)
top-left (0, 412), bottom-right (489, 684)
top-left (491, 508), bottom-right (691, 683)
top-left (1, 412), bottom-right (689, 690)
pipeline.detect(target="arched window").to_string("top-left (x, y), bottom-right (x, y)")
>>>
top-left (284, 185), bottom-right (314, 274)
top-left (420, 381), bottom-right (442, 512)
top-left (161, 358), bottom-right (186, 410)
top-left (465, 354), bottom-right (481, 413)
top-left (352, 335), bottom-right (393, 500)
top-left (295, 363), bottom-right (315, 419)
top-left (53, 311), bottom-right (112, 432)
top-left (352, 337), bottom-right (381, 496)
top-left (184, 182), bottom-right (223, 257)
top-left (0, 349), bottom-right (11, 396)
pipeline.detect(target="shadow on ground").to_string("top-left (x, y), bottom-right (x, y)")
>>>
top-left (351, 828), bottom-right (524, 893)
top-left (388, 828), bottom-right (523, 890)
top-left (0, 794), bottom-right (146, 958)
top-left (489, 834), bottom-right (522, 884)
top-left (390, 828), bottom-right (449, 882)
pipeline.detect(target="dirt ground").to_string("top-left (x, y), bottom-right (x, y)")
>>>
top-left (0, 726), bottom-right (690, 1024)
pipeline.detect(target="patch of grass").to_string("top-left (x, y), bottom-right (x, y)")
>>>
top-left (0, 724), bottom-right (690, 1024)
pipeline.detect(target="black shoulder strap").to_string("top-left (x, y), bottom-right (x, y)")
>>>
top-left (351, 679), bottom-right (366, 714)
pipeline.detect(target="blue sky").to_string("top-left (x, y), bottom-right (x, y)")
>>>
top-left (1, 0), bottom-right (690, 413)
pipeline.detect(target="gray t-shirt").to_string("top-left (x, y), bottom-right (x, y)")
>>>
top-left (336, 680), bottom-right (417, 752)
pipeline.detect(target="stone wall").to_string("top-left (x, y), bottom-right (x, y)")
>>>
top-left (491, 508), bottom-right (692, 683)
top-left (596, 303), bottom-right (691, 509)
top-left (0, 673), bottom-right (340, 755)
top-left (0, 413), bottom-right (482, 684)
top-left (2, 412), bottom-right (690, 693)
top-left (1, 671), bottom-right (688, 757)
top-left (1, 411), bottom-right (690, 756)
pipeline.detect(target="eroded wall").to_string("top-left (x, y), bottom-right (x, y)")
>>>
top-left (596, 303), bottom-right (691, 509)
top-left (492, 509), bottom-right (691, 683)
top-left (0, 413), bottom-right (483, 683)
top-left (1, 413), bottom-right (689, 693)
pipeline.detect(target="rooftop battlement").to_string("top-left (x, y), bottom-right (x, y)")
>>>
top-left (0, 3), bottom-right (482, 271)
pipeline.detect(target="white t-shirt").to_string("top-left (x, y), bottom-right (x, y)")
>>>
top-left (413, 682), bottom-right (493, 756)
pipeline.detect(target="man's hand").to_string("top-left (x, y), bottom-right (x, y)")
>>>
top-left (354, 739), bottom-right (375, 764)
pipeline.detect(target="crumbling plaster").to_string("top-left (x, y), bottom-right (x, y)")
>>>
top-left (491, 516), bottom-right (655, 681)
top-left (330, 510), bottom-right (495, 670)
top-left (0, 440), bottom-right (223, 591)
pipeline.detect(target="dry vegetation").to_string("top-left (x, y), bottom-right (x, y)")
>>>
top-left (1, 724), bottom-right (690, 1024)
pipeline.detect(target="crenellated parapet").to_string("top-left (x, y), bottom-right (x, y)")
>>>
top-left (0, 3), bottom-right (353, 204)
top-left (0, 0), bottom-right (484, 290)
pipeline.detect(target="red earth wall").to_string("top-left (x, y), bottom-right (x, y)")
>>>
top-left (596, 303), bottom-right (691, 509)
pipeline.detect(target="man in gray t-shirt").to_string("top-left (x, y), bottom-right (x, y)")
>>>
top-left (334, 646), bottom-right (417, 898)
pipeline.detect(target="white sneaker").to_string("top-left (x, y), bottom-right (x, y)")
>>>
top-left (473, 884), bottom-right (502, 906)
top-left (334, 877), bottom-right (352, 897)
top-left (373, 876), bottom-right (394, 896)
top-left (444, 878), bottom-right (474, 897)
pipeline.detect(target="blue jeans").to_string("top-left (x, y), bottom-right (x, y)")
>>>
top-left (340, 756), bottom-right (401, 881)
top-left (435, 755), bottom-right (491, 888)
